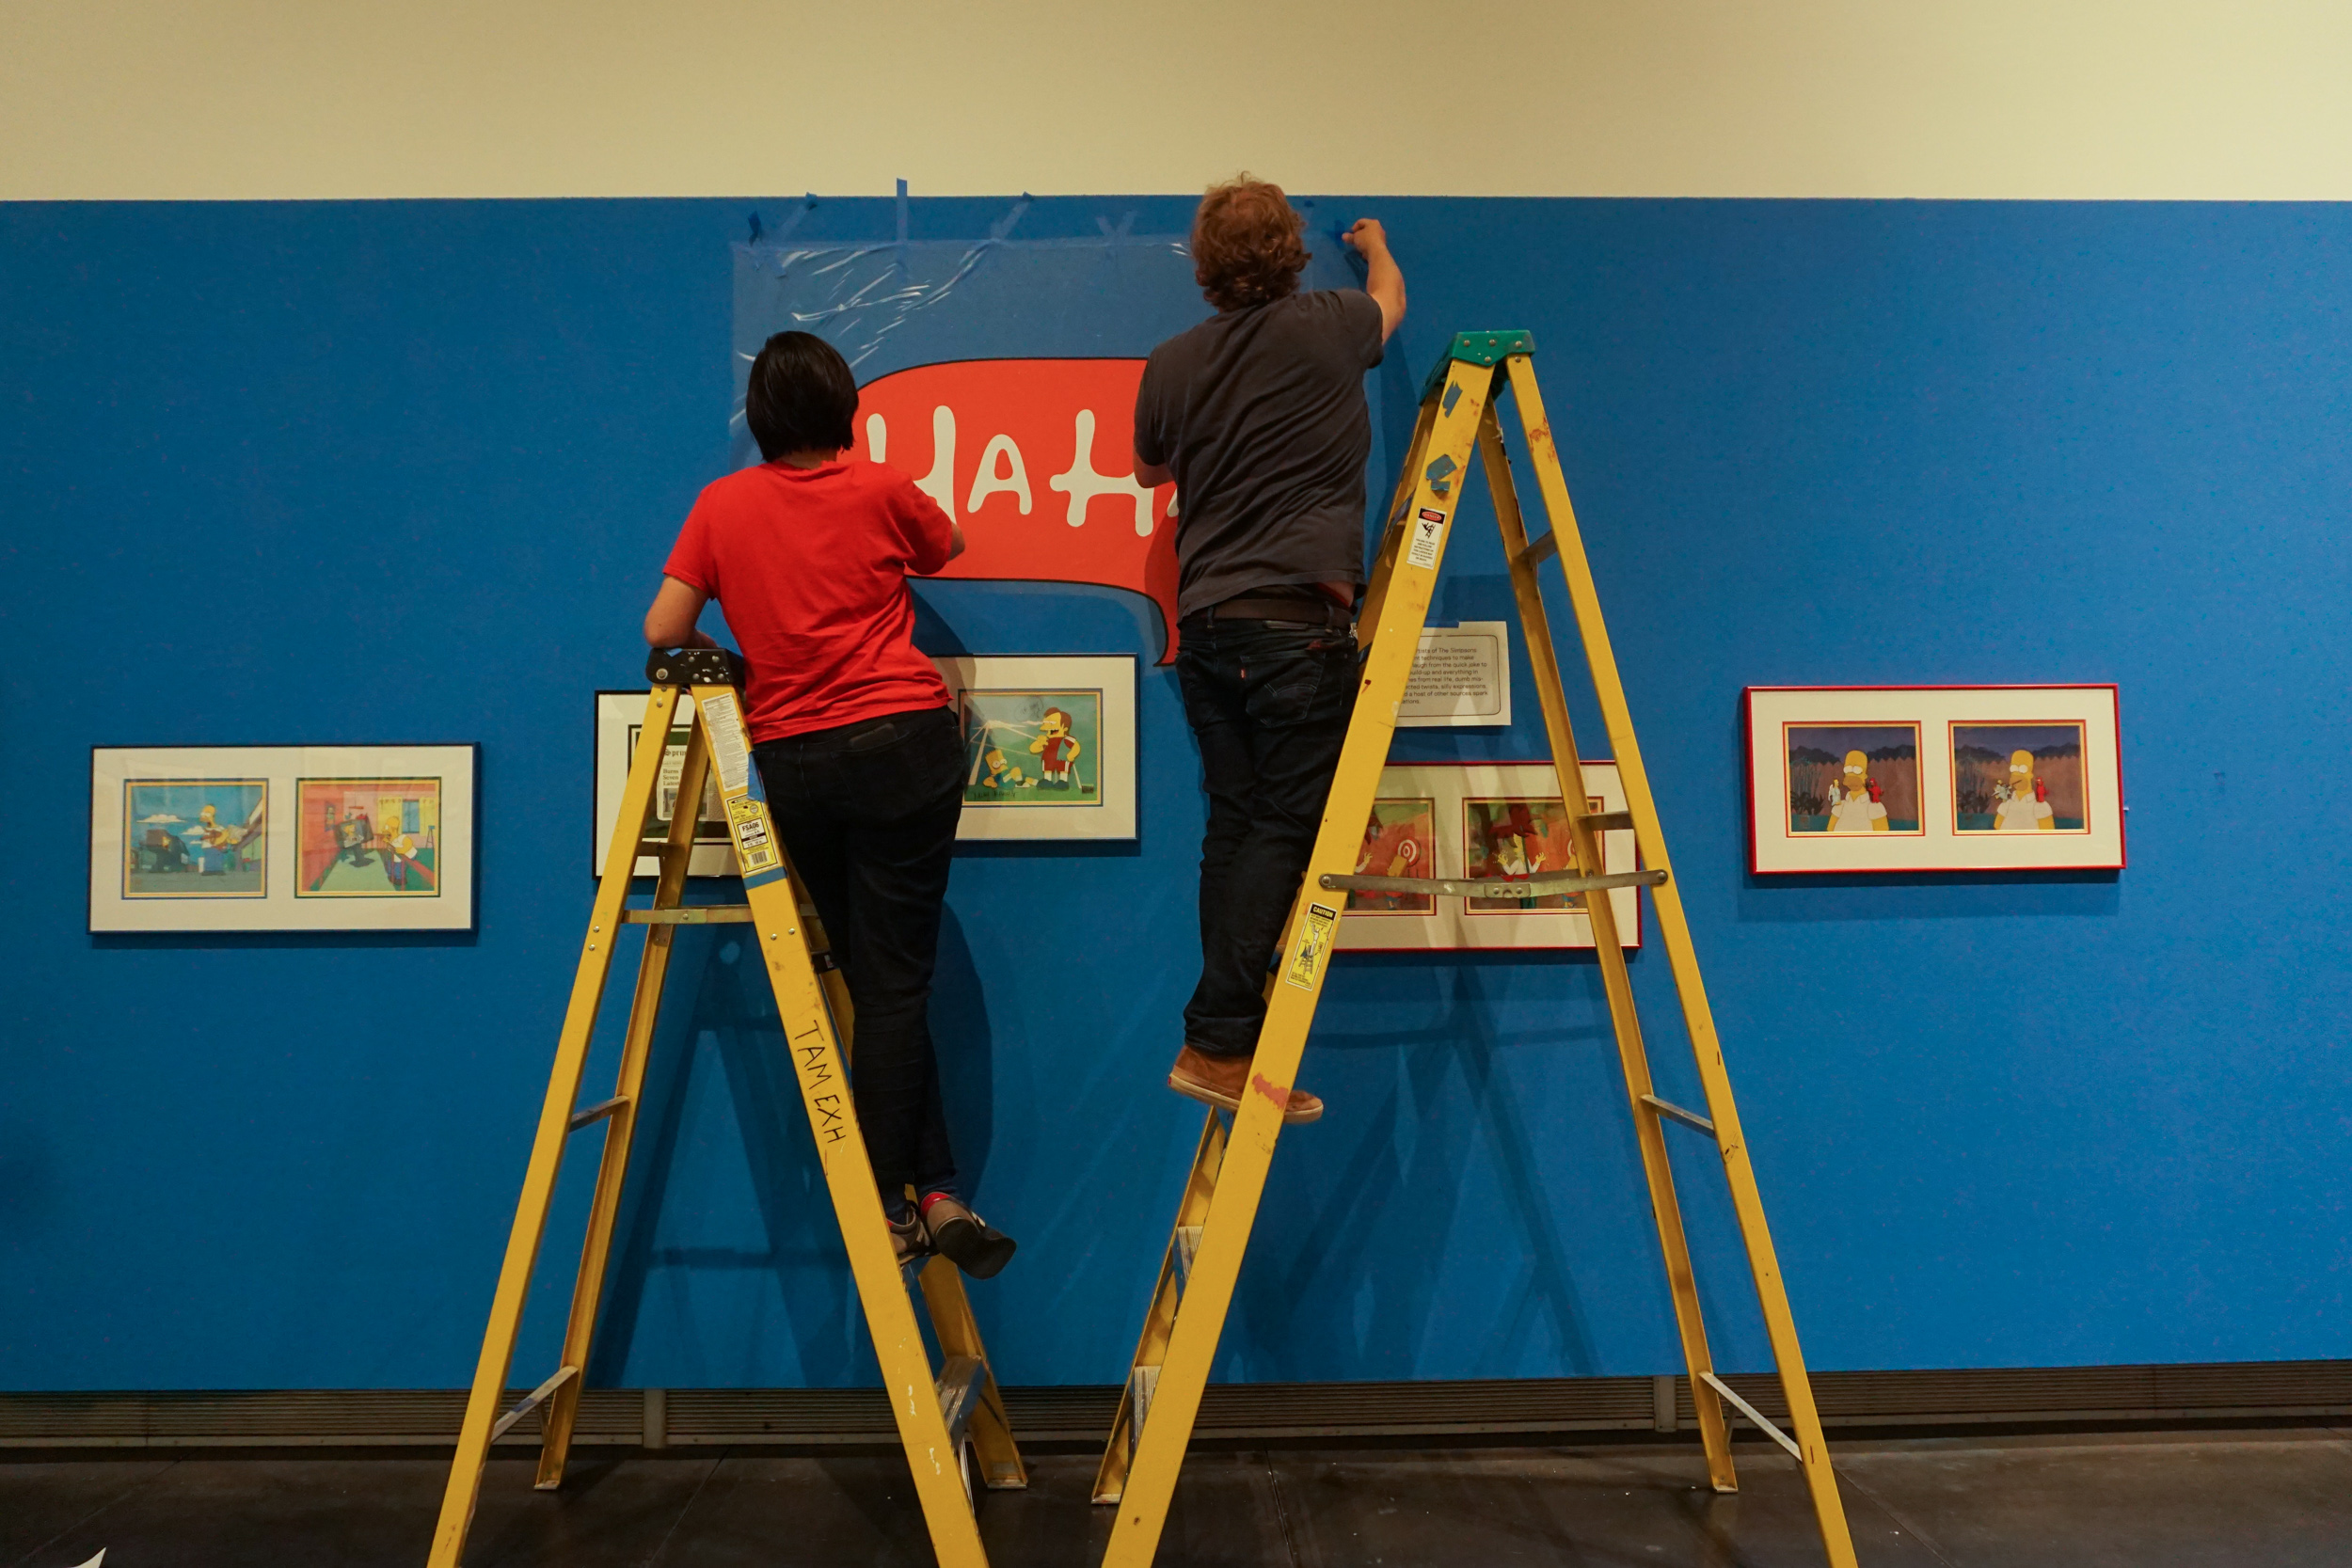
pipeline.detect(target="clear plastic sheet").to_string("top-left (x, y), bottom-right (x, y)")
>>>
top-left (731, 214), bottom-right (1371, 466)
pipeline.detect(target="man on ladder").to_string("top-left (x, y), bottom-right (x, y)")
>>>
top-left (1132, 175), bottom-right (1407, 1121)
top-left (1105, 177), bottom-right (1862, 1568)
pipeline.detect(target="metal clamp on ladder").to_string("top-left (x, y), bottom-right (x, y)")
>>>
top-left (1091, 332), bottom-right (1863, 1568)
top-left (426, 657), bottom-right (1024, 1568)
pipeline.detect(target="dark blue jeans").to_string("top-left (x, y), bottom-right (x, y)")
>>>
top-left (754, 705), bottom-right (964, 1210)
top-left (1177, 615), bottom-right (1362, 1057)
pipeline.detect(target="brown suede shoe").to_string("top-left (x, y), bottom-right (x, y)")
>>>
top-left (920, 1193), bottom-right (1018, 1279)
top-left (1168, 1043), bottom-right (1323, 1123)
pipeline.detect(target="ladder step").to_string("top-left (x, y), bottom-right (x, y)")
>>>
top-left (934, 1354), bottom-right (989, 1449)
top-left (1639, 1092), bottom-right (1716, 1137)
top-left (1128, 1364), bottom-right (1159, 1448)
top-left (1514, 531), bottom-right (1560, 569)
top-left (1699, 1370), bottom-right (1804, 1462)
top-left (1579, 809), bottom-right (1634, 833)
top-left (567, 1097), bottom-right (628, 1132)
top-left (1322, 867), bottom-right (1666, 900)
top-left (488, 1365), bottom-right (578, 1441)
top-left (621, 906), bottom-right (754, 925)
top-left (1172, 1225), bottom-right (1202, 1292)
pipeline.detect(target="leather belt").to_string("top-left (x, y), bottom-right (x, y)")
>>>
top-left (1206, 595), bottom-right (1353, 626)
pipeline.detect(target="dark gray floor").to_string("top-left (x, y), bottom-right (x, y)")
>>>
top-left (6, 1427), bottom-right (2347, 1566)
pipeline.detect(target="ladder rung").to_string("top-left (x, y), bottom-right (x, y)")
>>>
top-left (1321, 867), bottom-right (1666, 900)
top-left (1640, 1092), bottom-right (1716, 1138)
top-left (1699, 1371), bottom-right (1804, 1462)
top-left (621, 906), bottom-right (754, 925)
top-left (1128, 1364), bottom-right (1159, 1448)
top-left (489, 1365), bottom-right (578, 1441)
top-left (1579, 809), bottom-right (1635, 833)
top-left (1515, 531), bottom-right (1560, 569)
top-left (934, 1354), bottom-right (989, 1449)
top-left (1172, 1225), bottom-right (1202, 1292)
top-left (567, 1097), bottom-right (628, 1132)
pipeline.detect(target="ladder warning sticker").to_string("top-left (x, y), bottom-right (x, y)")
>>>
top-left (1407, 508), bottom-right (1449, 569)
top-left (727, 796), bottom-right (781, 875)
top-left (1283, 902), bottom-right (1341, 990)
top-left (698, 694), bottom-right (754, 796)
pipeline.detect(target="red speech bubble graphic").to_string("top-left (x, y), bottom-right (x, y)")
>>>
top-left (852, 359), bottom-right (1181, 660)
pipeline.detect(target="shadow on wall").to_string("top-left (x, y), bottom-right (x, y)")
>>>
top-left (1230, 954), bottom-right (1624, 1381)
top-left (588, 907), bottom-right (1004, 1384)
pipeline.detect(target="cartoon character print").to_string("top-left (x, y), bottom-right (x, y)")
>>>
top-left (1029, 706), bottom-right (1083, 790)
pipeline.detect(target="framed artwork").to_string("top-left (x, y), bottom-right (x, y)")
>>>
top-left (595, 692), bottom-right (735, 877)
top-left (593, 655), bottom-right (1139, 871)
top-left (90, 744), bottom-right (477, 931)
top-left (1744, 686), bottom-right (2124, 873)
top-left (1335, 761), bottom-right (1641, 951)
top-left (939, 655), bottom-right (1137, 841)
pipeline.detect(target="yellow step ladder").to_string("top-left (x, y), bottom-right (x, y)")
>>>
top-left (426, 653), bottom-right (1024, 1567)
top-left (1092, 332), bottom-right (1860, 1568)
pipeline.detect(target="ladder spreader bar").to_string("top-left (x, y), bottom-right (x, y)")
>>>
top-left (567, 1097), bottom-right (628, 1132)
top-left (620, 906), bottom-right (754, 924)
top-left (489, 1365), bottom-right (579, 1442)
top-left (1700, 1371), bottom-right (1804, 1461)
top-left (1322, 868), bottom-right (1665, 899)
top-left (1580, 809), bottom-right (1635, 833)
top-left (1517, 531), bottom-right (1561, 568)
top-left (1640, 1093), bottom-right (1717, 1138)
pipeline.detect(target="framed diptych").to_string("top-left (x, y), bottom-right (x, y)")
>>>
top-left (1744, 686), bottom-right (2124, 874)
top-left (1335, 761), bottom-right (1641, 951)
top-left (90, 744), bottom-right (478, 931)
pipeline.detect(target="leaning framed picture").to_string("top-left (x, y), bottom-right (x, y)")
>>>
top-left (1743, 686), bottom-right (2124, 873)
top-left (1334, 761), bottom-right (1641, 951)
top-left (593, 655), bottom-right (1140, 871)
top-left (90, 744), bottom-right (478, 931)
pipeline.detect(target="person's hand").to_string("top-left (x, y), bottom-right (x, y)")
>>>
top-left (1343, 217), bottom-right (1389, 256)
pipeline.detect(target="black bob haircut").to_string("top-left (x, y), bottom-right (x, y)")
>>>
top-left (744, 330), bottom-right (859, 460)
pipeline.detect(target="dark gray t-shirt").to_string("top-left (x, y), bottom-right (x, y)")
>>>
top-left (1133, 289), bottom-right (1386, 617)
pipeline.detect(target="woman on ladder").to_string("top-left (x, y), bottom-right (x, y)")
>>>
top-left (643, 329), bottom-right (1016, 1277)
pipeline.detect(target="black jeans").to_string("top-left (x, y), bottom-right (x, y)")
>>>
top-left (754, 705), bottom-right (965, 1212)
top-left (1177, 615), bottom-right (1361, 1056)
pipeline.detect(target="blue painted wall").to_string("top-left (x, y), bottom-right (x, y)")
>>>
top-left (4, 197), bottom-right (2347, 1391)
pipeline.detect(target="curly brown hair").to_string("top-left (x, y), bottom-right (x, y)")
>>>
top-left (1191, 176), bottom-right (1310, 311)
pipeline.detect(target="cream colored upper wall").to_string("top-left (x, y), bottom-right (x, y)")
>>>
top-left (6, 0), bottom-right (2351, 201)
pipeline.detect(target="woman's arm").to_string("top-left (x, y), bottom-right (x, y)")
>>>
top-left (644, 575), bottom-right (717, 648)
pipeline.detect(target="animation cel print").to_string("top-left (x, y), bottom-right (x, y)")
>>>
top-left (1744, 686), bottom-right (2123, 873)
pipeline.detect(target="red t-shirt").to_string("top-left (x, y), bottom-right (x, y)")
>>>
top-left (662, 457), bottom-right (955, 742)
